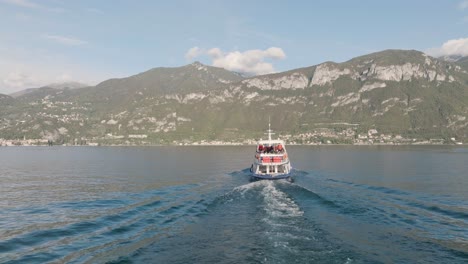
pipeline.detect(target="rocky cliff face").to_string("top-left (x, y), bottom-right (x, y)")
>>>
top-left (241, 72), bottom-right (310, 90)
top-left (234, 50), bottom-right (464, 91)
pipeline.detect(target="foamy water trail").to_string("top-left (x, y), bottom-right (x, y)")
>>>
top-left (232, 180), bottom-right (270, 194)
top-left (261, 181), bottom-right (304, 219)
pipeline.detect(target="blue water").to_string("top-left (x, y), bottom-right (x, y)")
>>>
top-left (0, 146), bottom-right (467, 263)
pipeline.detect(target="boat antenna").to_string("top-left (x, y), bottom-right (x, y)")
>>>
top-left (265, 116), bottom-right (274, 141)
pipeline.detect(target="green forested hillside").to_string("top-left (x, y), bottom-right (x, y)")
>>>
top-left (1, 50), bottom-right (467, 144)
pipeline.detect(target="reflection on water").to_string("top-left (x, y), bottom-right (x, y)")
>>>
top-left (0, 146), bottom-right (467, 263)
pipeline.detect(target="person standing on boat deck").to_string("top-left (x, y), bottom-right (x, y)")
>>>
top-left (258, 144), bottom-right (264, 152)
top-left (277, 144), bottom-right (283, 153)
top-left (274, 144), bottom-right (279, 153)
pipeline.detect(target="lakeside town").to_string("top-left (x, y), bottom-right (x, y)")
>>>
top-left (1, 127), bottom-right (464, 146)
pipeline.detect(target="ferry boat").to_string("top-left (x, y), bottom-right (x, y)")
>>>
top-left (250, 122), bottom-right (292, 180)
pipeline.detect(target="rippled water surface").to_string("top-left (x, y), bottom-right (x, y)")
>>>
top-left (0, 146), bottom-right (467, 263)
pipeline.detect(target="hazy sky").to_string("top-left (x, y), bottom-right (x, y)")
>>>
top-left (1, 0), bottom-right (468, 93)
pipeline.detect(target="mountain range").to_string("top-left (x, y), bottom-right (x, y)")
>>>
top-left (9, 82), bottom-right (89, 98)
top-left (1, 49), bottom-right (467, 144)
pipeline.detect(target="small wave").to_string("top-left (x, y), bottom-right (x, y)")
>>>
top-left (227, 168), bottom-right (251, 176)
top-left (208, 180), bottom-right (268, 206)
top-left (264, 231), bottom-right (312, 241)
top-left (324, 179), bottom-right (468, 224)
top-left (289, 168), bottom-right (309, 177)
top-left (233, 180), bottom-right (269, 194)
top-left (407, 202), bottom-right (468, 221)
top-left (278, 181), bottom-right (341, 209)
top-left (0, 184), bottom-right (209, 264)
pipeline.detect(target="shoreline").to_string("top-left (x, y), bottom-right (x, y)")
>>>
top-left (0, 143), bottom-right (465, 147)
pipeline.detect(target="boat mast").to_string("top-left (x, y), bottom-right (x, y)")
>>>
top-left (266, 116), bottom-right (274, 141)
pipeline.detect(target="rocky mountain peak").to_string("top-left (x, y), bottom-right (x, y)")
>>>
top-left (189, 61), bottom-right (209, 72)
top-left (190, 61), bottom-right (204, 66)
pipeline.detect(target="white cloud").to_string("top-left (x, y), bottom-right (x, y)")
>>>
top-left (0, 61), bottom-right (98, 94)
top-left (0, 63), bottom-right (76, 94)
top-left (186, 46), bottom-right (286, 75)
top-left (459, 0), bottom-right (468, 10)
top-left (426, 37), bottom-right (468, 57)
top-left (0, 46), bottom-right (106, 94)
top-left (2, 0), bottom-right (38, 8)
top-left (1, 0), bottom-right (65, 12)
top-left (43, 34), bottom-right (88, 46)
top-left (185, 46), bottom-right (203, 61)
top-left (1, 69), bottom-right (72, 91)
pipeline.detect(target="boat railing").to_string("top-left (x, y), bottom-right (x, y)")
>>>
top-left (255, 153), bottom-right (288, 163)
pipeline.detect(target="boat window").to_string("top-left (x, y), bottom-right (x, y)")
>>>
top-left (277, 165), bottom-right (285, 173)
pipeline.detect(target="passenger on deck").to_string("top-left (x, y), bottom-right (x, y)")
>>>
top-left (258, 144), bottom-right (264, 152)
top-left (268, 145), bottom-right (274, 153)
top-left (277, 144), bottom-right (284, 153)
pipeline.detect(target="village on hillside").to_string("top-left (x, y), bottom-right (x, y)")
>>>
top-left (1, 127), bottom-right (463, 146)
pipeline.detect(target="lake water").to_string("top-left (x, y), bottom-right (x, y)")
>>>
top-left (0, 146), bottom-right (467, 263)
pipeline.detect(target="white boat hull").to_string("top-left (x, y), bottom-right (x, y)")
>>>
top-left (250, 160), bottom-right (291, 180)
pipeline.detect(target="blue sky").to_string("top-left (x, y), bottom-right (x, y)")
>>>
top-left (1, 0), bottom-right (468, 93)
